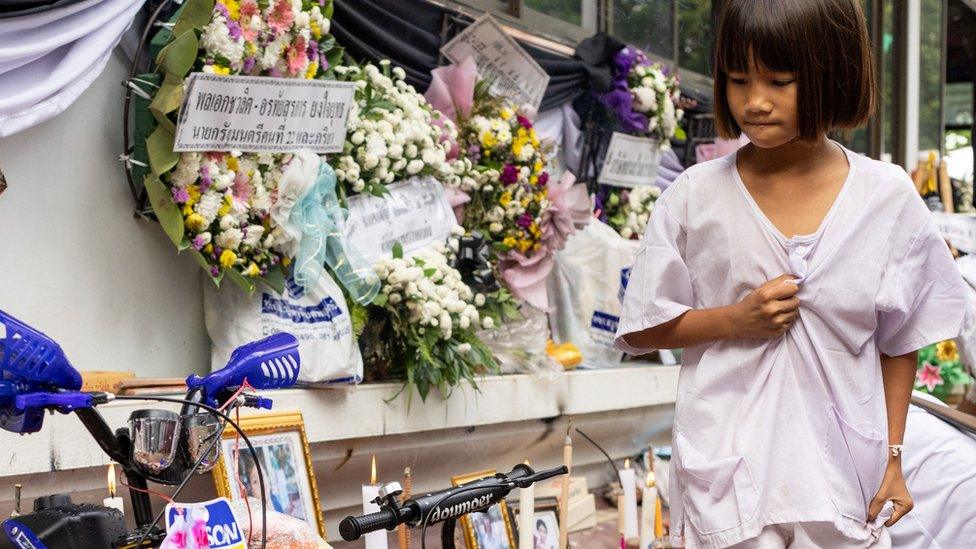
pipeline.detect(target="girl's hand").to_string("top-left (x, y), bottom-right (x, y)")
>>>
top-left (868, 462), bottom-right (914, 527)
top-left (727, 274), bottom-right (801, 338)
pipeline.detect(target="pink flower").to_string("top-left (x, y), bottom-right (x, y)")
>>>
top-left (232, 171), bottom-right (253, 202)
top-left (285, 36), bottom-right (308, 76)
top-left (916, 362), bottom-right (944, 392)
top-left (268, 0), bottom-right (295, 34)
top-left (240, 0), bottom-right (259, 19)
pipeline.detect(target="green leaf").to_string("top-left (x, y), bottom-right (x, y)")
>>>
top-left (325, 46), bottom-right (345, 70)
top-left (158, 29), bottom-right (199, 78)
top-left (144, 176), bottom-right (185, 247)
top-left (150, 75), bottom-right (185, 117)
top-left (225, 267), bottom-right (256, 294)
top-left (173, 0), bottom-right (215, 36)
top-left (423, 268), bottom-right (436, 277)
top-left (261, 264), bottom-right (286, 294)
top-left (392, 241), bottom-right (403, 259)
top-left (146, 125), bottom-right (179, 177)
top-left (319, 35), bottom-right (336, 53)
top-left (674, 126), bottom-right (687, 141)
top-left (324, 0), bottom-right (334, 19)
top-left (372, 293), bottom-right (388, 307)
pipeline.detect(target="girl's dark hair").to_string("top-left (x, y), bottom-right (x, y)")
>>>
top-left (713, 0), bottom-right (878, 140)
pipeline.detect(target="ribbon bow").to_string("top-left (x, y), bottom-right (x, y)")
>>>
top-left (291, 161), bottom-right (380, 304)
top-left (451, 231), bottom-right (499, 293)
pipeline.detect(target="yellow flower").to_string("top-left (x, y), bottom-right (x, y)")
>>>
top-left (212, 65), bottom-right (231, 75)
top-left (226, 157), bottom-right (239, 171)
top-left (282, 256), bottom-right (292, 267)
top-left (500, 108), bottom-right (512, 120)
top-left (530, 129), bottom-right (540, 148)
top-left (305, 60), bottom-right (319, 79)
top-left (937, 340), bottom-right (959, 362)
top-left (533, 159), bottom-right (543, 174)
top-left (204, 244), bottom-right (214, 254)
top-left (186, 185), bottom-right (201, 207)
top-left (533, 242), bottom-right (542, 251)
top-left (182, 204), bottom-right (194, 216)
top-left (499, 191), bottom-right (512, 206)
top-left (244, 263), bottom-right (260, 277)
top-left (529, 222), bottom-right (540, 237)
top-left (480, 130), bottom-right (497, 149)
top-left (503, 236), bottom-right (517, 248)
top-left (520, 196), bottom-right (531, 207)
top-left (185, 213), bottom-right (206, 231)
top-left (311, 20), bottom-right (322, 40)
top-left (219, 250), bottom-right (237, 268)
top-left (530, 175), bottom-right (538, 185)
top-left (220, 0), bottom-right (240, 20)
top-left (218, 202), bottom-right (232, 218)
top-left (517, 239), bottom-right (532, 253)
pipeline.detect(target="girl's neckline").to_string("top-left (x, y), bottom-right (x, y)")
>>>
top-left (730, 141), bottom-right (857, 245)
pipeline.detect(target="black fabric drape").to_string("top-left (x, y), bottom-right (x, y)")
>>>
top-left (331, 0), bottom-right (589, 111)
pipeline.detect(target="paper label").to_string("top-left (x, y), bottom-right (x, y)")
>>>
top-left (598, 132), bottom-right (663, 188)
top-left (174, 73), bottom-right (354, 153)
top-left (441, 13), bottom-right (550, 110)
top-left (343, 177), bottom-right (456, 264)
top-left (932, 212), bottom-right (976, 254)
top-left (165, 497), bottom-right (245, 549)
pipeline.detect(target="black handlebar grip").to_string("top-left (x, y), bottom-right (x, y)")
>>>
top-left (339, 509), bottom-right (398, 541)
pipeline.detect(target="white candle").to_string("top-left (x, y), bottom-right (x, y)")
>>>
top-left (103, 463), bottom-right (125, 516)
top-left (362, 455), bottom-right (388, 549)
top-left (618, 460), bottom-right (638, 540)
top-left (640, 472), bottom-right (656, 549)
top-left (519, 461), bottom-right (535, 549)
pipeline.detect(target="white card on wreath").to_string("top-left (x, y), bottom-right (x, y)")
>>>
top-left (174, 73), bottom-right (355, 154)
top-left (932, 211), bottom-right (976, 254)
top-left (597, 132), bottom-right (663, 188)
top-left (440, 13), bottom-right (550, 111)
top-left (343, 176), bottom-right (457, 264)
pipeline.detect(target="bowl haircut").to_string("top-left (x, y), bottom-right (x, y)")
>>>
top-left (712, 0), bottom-right (878, 141)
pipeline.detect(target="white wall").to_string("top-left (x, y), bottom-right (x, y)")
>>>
top-left (0, 50), bottom-right (210, 378)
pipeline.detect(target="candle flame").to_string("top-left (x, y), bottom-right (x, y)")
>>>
top-left (370, 454), bottom-right (377, 485)
top-left (624, 458), bottom-right (631, 469)
top-left (107, 463), bottom-right (117, 498)
top-left (646, 471), bottom-right (655, 487)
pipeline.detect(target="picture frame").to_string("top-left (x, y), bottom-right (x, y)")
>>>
top-left (451, 469), bottom-right (517, 549)
top-left (212, 410), bottom-right (325, 538)
top-left (509, 497), bottom-right (560, 548)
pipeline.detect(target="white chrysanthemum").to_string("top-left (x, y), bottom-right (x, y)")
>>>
top-left (216, 227), bottom-right (244, 251)
top-left (171, 153), bottom-right (202, 187)
top-left (195, 191), bottom-right (224, 226)
top-left (201, 17), bottom-right (245, 66)
top-left (242, 225), bottom-right (265, 246)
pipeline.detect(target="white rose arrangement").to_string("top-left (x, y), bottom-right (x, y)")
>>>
top-left (627, 62), bottom-right (684, 143)
top-left (603, 185), bottom-right (662, 240)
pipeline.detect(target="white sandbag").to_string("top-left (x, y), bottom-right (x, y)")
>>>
top-left (204, 272), bottom-right (362, 385)
top-left (547, 220), bottom-right (641, 368)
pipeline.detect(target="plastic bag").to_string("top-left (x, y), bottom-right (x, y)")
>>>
top-left (547, 221), bottom-right (641, 368)
top-left (204, 272), bottom-right (363, 385)
top-left (477, 305), bottom-right (561, 375)
top-left (229, 498), bottom-right (332, 549)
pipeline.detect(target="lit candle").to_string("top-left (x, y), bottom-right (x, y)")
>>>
top-left (640, 471), bottom-right (656, 549)
top-left (102, 463), bottom-right (124, 515)
top-left (519, 461), bottom-right (535, 549)
top-left (559, 434), bottom-right (572, 549)
top-left (618, 459), bottom-right (638, 540)
top-left (362, 455), bottom-right (388, 549)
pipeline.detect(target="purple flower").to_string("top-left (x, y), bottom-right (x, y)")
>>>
top-left (227, 20), bottom-right (242, 40)
top-left (538, 171), bottom-right (549, 186)
top-left (269, 68), bottom-right (283, 78)
top-left (517, 213), bottom-right (534, 229)
top-left (171, 187), bottom-right (189, 203)
top-left (307, 40), bottom-right (318, 60)
top-left (200, 165), bottom-right (212, 191)
top-left (517, 115), bottom-right (533, 129)
top-left (215, 2), bottom-right (229, 18)
top-left (192, 235), bottom-right (208, 250)
top-left (242, 57), bottom-right (256, 74)
top-left (318, 51), bottom-right (330, 71)
top-left (210, 266), bottom-right (220, 277)
top-left (501, 164), bottom-right (518, 185)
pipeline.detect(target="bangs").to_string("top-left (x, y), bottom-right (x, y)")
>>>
top-left (716, 0), bottom-right (810, 75)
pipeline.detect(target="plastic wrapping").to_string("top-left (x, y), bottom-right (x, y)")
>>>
top-left (477, 305), bottom-right (562, 375)
top-left (229, 498), bottom-right (332, 549)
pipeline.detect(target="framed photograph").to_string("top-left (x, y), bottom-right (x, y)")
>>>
top-left (452, 470), bottom-right (517, 549)
top-left (530, 510), bottom-right (560, 549)
top-left (212, 410), bottom-right (325, 538)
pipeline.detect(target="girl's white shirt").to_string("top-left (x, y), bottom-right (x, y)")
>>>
top-left (615, 145), bottom-right (968, 549)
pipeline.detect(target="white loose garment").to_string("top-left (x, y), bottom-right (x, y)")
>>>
top-left (615, 146), bottom-right (968, 549)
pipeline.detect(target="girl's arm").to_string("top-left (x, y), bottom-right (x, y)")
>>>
top-left (867, 350), bottom-right (918, 525)
top-left (622, 274), bottom-right (801, 350)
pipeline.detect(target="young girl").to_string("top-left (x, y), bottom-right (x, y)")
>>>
top-left (615, 1), bottom-right (968, 548)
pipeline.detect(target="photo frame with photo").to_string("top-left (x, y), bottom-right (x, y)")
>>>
top-left (509, 497), bottom-right (560, 549)
top-left (451, 470), bottom-right (517, 549)
top-left (212, 410), bottom-right (325, 538)
top-left (529, 510), bottom-right (560, 549)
